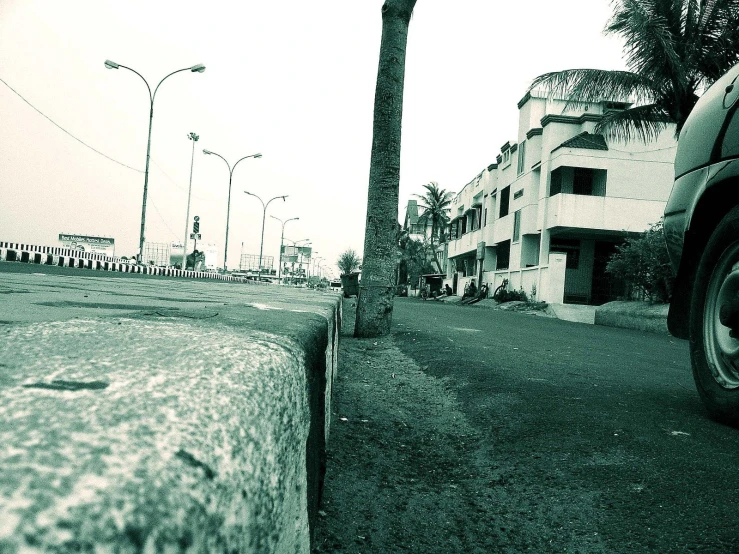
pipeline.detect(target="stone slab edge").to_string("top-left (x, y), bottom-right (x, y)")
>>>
top-left (0, 298), bottom-right (341, 554)
top-left (594, 301), bottom-right (669, 334)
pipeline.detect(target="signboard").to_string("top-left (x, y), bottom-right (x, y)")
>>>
top-left (476, 241), bottom-right (486, 260)
top-left (58, 234), bottom-right (115, 256)
top-left (280, 245), bottom-right (312, 263)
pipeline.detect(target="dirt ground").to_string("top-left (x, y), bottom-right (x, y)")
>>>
top-left (312, 300), bottom-right (495, 554)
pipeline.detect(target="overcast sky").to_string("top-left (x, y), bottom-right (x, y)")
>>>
top-left (0, 0), bottom-right (627, 275)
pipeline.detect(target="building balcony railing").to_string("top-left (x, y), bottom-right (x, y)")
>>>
top-left (447, 227), bottom-right (482, 258)
top-left (545, 193), bottom-right (666, 233)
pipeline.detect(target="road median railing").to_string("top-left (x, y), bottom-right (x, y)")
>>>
top-left (0, 241), bottom-right (246, 282)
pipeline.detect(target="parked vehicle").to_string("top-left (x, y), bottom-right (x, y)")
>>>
top-left (665, 61), bottom-right (739, 424)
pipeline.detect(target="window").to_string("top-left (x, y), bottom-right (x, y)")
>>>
top-left (517, 140), bottom-right (526, 175)
top-left (496, 241), bottom-right (510, 270)
top-left (550, 169), bottom-right (562, 196)
top-left (499, 186), bottom-right (510, 218)
top-left (513, 210), bottom-right (521, 242)
top-left (483, 207), bottom-right (488, 227)
top-left (722, 105), bottom-right (739, 159)
top-left (573, 168), bottom-right (594, 195)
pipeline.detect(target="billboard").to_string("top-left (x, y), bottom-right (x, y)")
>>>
top-left (58, 234), bottom-right (115, 256)
top-left (280, 245), bottom-right (312, 263)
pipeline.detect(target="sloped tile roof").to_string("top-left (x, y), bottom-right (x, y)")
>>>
top-left (556, 131), bottom-right (608, 151)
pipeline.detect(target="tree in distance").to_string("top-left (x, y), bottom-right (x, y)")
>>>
top-left (414, 181), bottom-right (453, 273)
top-left (337, 249), bottom-right (362, 275)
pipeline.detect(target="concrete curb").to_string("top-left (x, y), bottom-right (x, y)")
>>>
top-left (0, 272), bottom-right (341, 553)
top-left (594, 301), bottom-right (669, 334)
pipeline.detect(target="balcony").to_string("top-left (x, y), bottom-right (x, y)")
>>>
top-left (448, 227), bottom-right (482, 258)
top-left (545, 194), bottom-right (666, 234)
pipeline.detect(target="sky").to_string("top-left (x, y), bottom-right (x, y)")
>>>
top-left (0, 0), bottom-right (628, 276)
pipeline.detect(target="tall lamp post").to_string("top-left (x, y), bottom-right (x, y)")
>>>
top-left (270, 215), bottom-right (299, 285)
top-left (182, 132), bottom-right (199, 269)
top-left (202, 150), bottom-right (262, 271)
top-left (244, 191), bottom-right (287, 280)
top-left (313, 256), bottom-right (324, 283)
top-left (104, 60), bottom-right (205, 263)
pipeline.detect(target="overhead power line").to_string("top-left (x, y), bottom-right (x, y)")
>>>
top-left (0, 75), bottom-right (144, 173)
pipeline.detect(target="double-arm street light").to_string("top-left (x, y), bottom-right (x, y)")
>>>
top-left (202, 150), bottom-right (262, 271)
top-left (104, 60), bottom-right (205, 263)
top-left (244, 191), bottom-right (287, 280)
top-left (312, 256), bottom-right (324, 281)
top-left (270, 215), bottom-right (299, 285)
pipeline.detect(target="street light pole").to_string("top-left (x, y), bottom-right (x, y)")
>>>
top-left (244, 191), bottom-right (287, 280)
top-left (271, 215), bottom-right (299, 284)
top-left (104, 60), bottom-right (205, 264)
top-left (202, 150), bottom-right (261, 271)
top-left (182, 132), bottom-right (199, 268)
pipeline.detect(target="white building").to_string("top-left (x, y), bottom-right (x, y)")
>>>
top-left (445, 91), bottom-right (677, 305)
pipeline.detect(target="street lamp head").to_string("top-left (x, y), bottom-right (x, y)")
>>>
top-left (203, 149), bottom-right (212, 155)
top-left (104, 59), bottom-right (120, 69)
top-left (253, 153), bottom-right (263, 158)
top-left (281, 195), bottom-right (288, 202)
top-left (188, 132), bottom-right (199, 141)
top-left (190, 64), bottom-right (206, 73)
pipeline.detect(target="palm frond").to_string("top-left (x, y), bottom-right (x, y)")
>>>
top-left (594, 103), bottom-right (672, 142)
top-left (607, 0), bottom-right (686, 83)
top-left (529, 69), bottom-right (654, 107)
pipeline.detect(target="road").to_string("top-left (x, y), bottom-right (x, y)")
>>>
top-left (315, 298), bottom-right (739, 553)
top-left (391, 298), bottom-right (739, 552)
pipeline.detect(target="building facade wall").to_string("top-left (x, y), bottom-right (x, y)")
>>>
top-left (445, 92), bottom-right (677, 304)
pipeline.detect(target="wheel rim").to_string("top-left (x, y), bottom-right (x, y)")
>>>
top-left (705, 242), bottom-right (739, 388)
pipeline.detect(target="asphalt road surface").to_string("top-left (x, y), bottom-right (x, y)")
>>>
top-left (388, 298), bottom-right (739, 552)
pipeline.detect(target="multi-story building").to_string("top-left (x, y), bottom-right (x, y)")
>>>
top-left (402, 199), bottom-right (433, 242)
top-left (446, 90), bottom-right (677, 304)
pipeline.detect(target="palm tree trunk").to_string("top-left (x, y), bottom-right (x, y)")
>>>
top-left (355, 0), bottom-right (417, 338)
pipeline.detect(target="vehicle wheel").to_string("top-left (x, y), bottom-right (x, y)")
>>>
top-left (690, 206), bottom-right (739, 424)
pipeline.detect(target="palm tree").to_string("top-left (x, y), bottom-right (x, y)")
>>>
top-left (337, 249), bottom-right (362, 275)
top-left (415, 181), bottom-right (453, 272)
top-left (529, 0), bottom-right (739, 142)
top-left (355, 0), bottom-right (418, 338)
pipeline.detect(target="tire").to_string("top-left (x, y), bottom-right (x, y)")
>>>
top-left (690, 206), bottom-right (739, 424)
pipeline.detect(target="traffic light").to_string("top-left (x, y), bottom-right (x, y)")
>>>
top-left (193, 217), bottom-right (200, 234)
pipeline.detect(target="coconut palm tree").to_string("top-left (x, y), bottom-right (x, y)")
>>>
top-left (529, 0), bottom-right (739, 142)
top-left (415, 181), bottom-right (453, 272)
top-left (355, 0), bottom-right (418, 338)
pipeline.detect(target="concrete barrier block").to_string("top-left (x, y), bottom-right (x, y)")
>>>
top-left (594, 301), bottom-right (669, 333)
top-left (0, 318), bottom-right (321, 553)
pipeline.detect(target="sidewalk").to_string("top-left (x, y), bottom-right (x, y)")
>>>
top-left (440, 294), bottom-right (670, 333)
